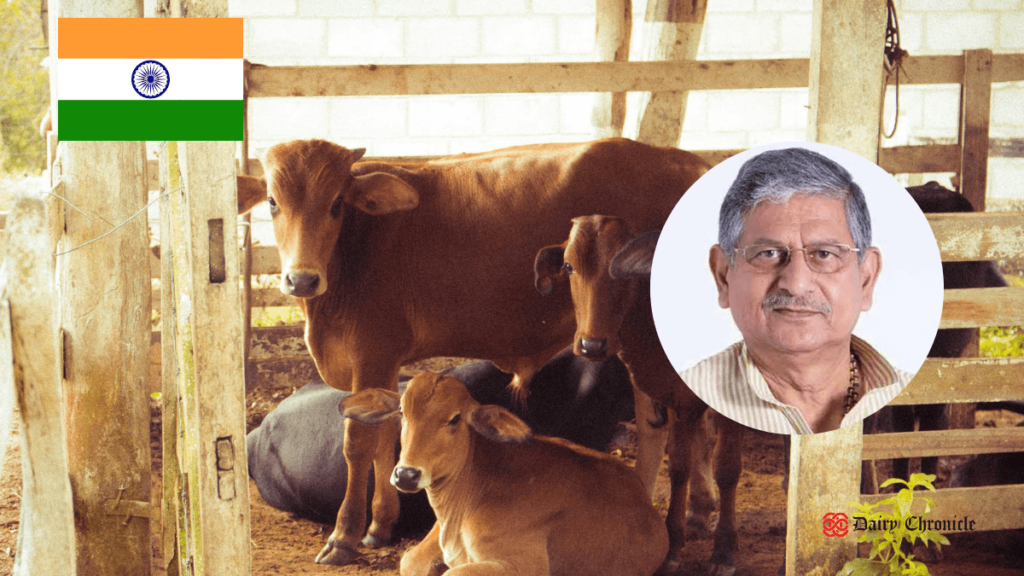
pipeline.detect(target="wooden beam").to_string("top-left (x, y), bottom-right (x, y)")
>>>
top-left (245, 54), bottom-right (1024, 99)
top-left (894, 53), bottom-right (1024, 85)
top-left (861, 485), bottom-right (1024, 533)
top-left (890, 357), bottom-right (1024, 405)
top-left (592, 0), bottom-right (631, 138)
top-left (634, 0), bottom-right (707, 147)
top-left (878, 144), bottom-right (960, 174)
top-left (862, 427), bottom-right (1024, 460)
top-left (959, 49), bottom-right (993, 211)
top-left (4, 194), bottom-right (76, 576)
top-left (941, 287), bottom-right (1024, 328)
top-left (248, 59), bottom-right (811, 97)
top-left (927, 211), bottom-right (1024, 262)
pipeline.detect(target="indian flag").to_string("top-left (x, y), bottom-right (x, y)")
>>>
top-left (57, 18), bottom-right (243, 141)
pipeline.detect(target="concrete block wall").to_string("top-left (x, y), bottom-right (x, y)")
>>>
top-left (229, 0), bottom-right (1023, 203)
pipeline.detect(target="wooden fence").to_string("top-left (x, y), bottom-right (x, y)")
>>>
top-left (6, 1), bottom-right (1021, 575)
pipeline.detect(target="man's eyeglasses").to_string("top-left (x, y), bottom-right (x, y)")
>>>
top-left (733, 243), bottom-right (860, 274)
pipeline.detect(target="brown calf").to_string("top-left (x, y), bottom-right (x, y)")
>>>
top-left (236, 139), bottom-right (708, 565)
top-left (535, 215), bottom-right (745, 576)
top-left (340, 371), bottom-right (669, 576)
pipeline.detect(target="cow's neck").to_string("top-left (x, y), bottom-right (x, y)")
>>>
top-left (425, 436), bottom-right (484, 568)
top-left (306, 204), bottom-right (377, 320)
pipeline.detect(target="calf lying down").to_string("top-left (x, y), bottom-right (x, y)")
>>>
top-left (246, 350), bottom-right (636, 533)
top-left (341, 371), bottom-right (668, 576)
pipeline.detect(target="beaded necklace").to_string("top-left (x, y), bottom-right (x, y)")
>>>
top-left (843, 351), bottom-right (861, 415)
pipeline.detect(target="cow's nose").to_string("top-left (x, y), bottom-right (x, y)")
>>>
top-left (391, 466), bottom-right (423, 493)
top-left (579, 337), bottom-right (608, 359)
top-left (285, 271), bottom-right (321, 297)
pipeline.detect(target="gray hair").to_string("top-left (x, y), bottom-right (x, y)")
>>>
top-left (718, 147), bottom-right (872, 264)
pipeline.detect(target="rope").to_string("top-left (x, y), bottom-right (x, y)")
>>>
top-left (53, 188), bottom-right (175, 257)
top-left (881, 0), bottom-right (909, 140)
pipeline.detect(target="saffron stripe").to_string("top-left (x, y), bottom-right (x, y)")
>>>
top-left (58, 18), bottom-right (243, 59)
top-left (58, 100), bottom-right (242, 141)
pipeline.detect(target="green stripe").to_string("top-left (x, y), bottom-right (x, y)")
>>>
top-left (58, 100), bottom-right (243, 141)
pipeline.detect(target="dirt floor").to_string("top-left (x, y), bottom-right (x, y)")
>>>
top-left (0, 373), bottom-right (1022, 575)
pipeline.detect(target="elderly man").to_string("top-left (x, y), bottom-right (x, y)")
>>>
top-left (680, 147), bottom-right (913, 434)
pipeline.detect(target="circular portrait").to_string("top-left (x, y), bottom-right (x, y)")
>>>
top-left (651, 142), bottom-right (944, 435)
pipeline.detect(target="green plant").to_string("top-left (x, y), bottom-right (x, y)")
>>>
top-left (837, 473), bottom-right (950, 576)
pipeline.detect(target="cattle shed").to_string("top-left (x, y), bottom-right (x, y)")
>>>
top-left (0, 0), bottom-right (1022, 575)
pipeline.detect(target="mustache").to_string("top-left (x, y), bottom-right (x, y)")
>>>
top-left (762, 292), bottom-right (831, 315)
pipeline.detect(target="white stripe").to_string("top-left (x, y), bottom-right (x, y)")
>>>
top-left (58, 59), bottom-right (241, 100)
top-left (680, 337), bottom-right (912, 435)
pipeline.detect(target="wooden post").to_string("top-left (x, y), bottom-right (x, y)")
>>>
top-left (948, 49), bottom-right (992, 430)
top-left (790, 1), bottom-right (886, 575)
top-left (634, 0), bottom-right (707, 147)
top-left (958, 49), bottom-right (992, 213)
top-left (2, 193), bottom-right (76, 576)
top-left (592, 0), bottom-right (631, 138)
top-left (60, 139), bottom-right (153, 576)
top-left (162, 140), bottom-right (252, 576)
top-left (241, 60), bottom-right (255, 393)
top-left (159, 142), bottom-right (182, 576)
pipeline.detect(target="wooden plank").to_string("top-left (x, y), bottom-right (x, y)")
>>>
top-left (941, 287), bottom-right (1024, 328)
top-left (3, 195), bottom-right (75, 576)
top-left (891, 357), bottom-right (1024, 405)
top-left (152, 244), bottom-right (280, 279)
top-left (861, 485), bottom-right (1024, 533)
top-left (634, 0), bottom-right (707, 147)
top-left (60, 139), bottom-right (153, 576)
top-left (245, 54), bottom-right (1024, 99)
top-left (248, 59), bottom-right (811, 97)
top-left (927, 212), bottom-right (1024, 262)
top-left (862, 427), bottom-right (1024, 460)
top-left (153, 286), bottom-right (295, 311)
top-left (892, 53), bottom-right (1024, 85)
top-left (788, 1), bottom-right (887, 574)
top-left (878, 144), bottom-right (960, 174)
top-left (172, 140), bottom-right (253, 576)
top-left (241, 65), bottom-right (255, 393)
top-left (592, 0), bottom-right (631, 138)
top-left (159, 141), bottom-right (183, 576)
top-left (959, 49), bottom-right (993, 212)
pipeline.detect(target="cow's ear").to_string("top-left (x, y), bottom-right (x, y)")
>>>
top-left (339, 389), bottom-right (402, 425)
top-left (609, 230), bottom-right (659, 279)
top-left (347, 172), bottom-right (419, 215)
top-left (467, 405), bottom-right (533, 444)
top-left (237, 175), bottom-right (268, 215)
top-left (534, 243), bottom-right (567, 296)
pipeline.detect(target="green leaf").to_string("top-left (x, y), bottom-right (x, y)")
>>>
top-left (837, 558), bottom-right (887, 576)
top-left (896, 488), bottom-right (913, 517)
top-left (880, 477), bottom-right (909, 489)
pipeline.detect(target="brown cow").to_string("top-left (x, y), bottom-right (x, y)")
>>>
top-left (236, 138), bottom-right (708, 565)
top-left (339, 371), bottom-right (669, 576)
top-left (535, 215), bottom-right (746, 576)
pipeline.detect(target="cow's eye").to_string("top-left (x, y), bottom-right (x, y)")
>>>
top-left (330, 196), bottom-right (344, 218)
top-left (447, 414), bottom-right (461, 426)
top-left (268, 196), bottom-right (279, 216)
top-left (562, 262), bottom-right (574, 275)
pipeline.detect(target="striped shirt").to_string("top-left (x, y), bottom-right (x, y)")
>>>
top-left (679, 335), bottom-right (914, 435)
